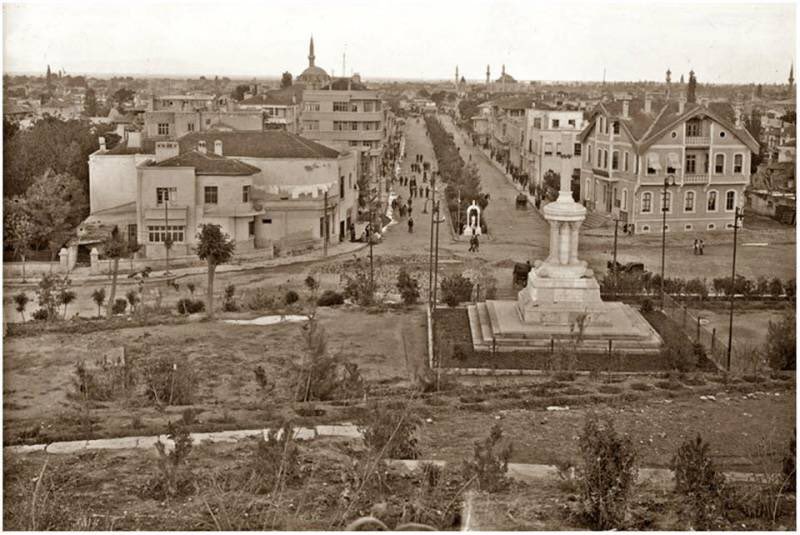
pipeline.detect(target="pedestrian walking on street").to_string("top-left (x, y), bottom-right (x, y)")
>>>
top-left (408, 217), bottom-right (414, 233)
top-left (408, 204), bottom-right (413, 216)
top-left (693, 239), bottom-right (698, 255)
top-left (425, 187), bottom-right (430, 198)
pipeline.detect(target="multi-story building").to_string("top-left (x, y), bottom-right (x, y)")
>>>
top-left (578, 94), bottom-right (759, 233)
top-left (523, 105), bottom-right (586, 190)
top-left (300, 83), bottom-right (386, 192)
top-left (82, 129), bottom-right (359, 258)
top-left (237, 86), bottom-right (303, 134)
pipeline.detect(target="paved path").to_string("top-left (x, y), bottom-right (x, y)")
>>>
top-left (438, 115), bottom-right (550, 264)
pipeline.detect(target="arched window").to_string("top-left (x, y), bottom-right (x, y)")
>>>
top-left (641, 192), bottom-right (652, 213)
top-left (684, 190), bottom-right (695, 212)
top-left (733, 154), bottom-right (744, 174)
top-left (725, 190), bottom-right (736, 211)
top-left (715, 153), bottom-right (725, 174)
top-left (622, 189), bottom-right (628, 210)
top-left (662, 191), bottom-right (672, 213)
top-left (612, 150), bottom-right (620, 170)
top-left (707, 190), bottom-right (718, 212)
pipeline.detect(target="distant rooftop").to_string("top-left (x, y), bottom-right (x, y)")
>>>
top-left (179, 130), bottom-right (342, 159)
top-left (151, 150), bottom-right (260, 176)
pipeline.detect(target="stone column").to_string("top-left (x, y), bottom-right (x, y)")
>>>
top-left (548, 219), bottom-right (560, 262)
top-left (569, 222), bottom-right (581, 264)
top-left (558, 221), bottom-right (571, 265)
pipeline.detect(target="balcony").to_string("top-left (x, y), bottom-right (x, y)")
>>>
top-left (683, 174), bottom-right (709, 184)
top-left (686, 136), bottom-right (710, 146)
top-left (592, 168), bottom-right (609, 178)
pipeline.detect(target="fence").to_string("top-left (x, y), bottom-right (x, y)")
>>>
top-left (662, 294), bottom-right (728, 371)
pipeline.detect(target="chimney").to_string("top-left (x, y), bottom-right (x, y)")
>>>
top-left (678, 94), bottom-right (686, 114)
top-left (214, 139), bottom-right (223, 156)
top-left (198, 140), bottom-right (207, 154)
top-left (622, 99), bottom-right (630, 118)
top-left (155, 141), bottom-right (179, 162)
top-left (644, 93), bottom-right (652, 114)
top-left (98, 136), bottom-right (106, 151)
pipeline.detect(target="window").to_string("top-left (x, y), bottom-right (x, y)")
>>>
top-left (641, 224), bottom-right (651, 233)
top-left (612, 121), bottom-right (620, 134)
top-left (363, 101), bottom-right (375, 112)
top-left (587, 144), bottom-right (592, 163)
top-left (725, 190), bottom-right (736, 211)
top-left (574, 143), bottom-right (581, 156)
top-left (242, 185), bottom-right (251, 203)
top-left (612, 150), bottom-right (619, 170)
top-left (707, 223), bottom-right (716, 230)
top-left (533, 118), bottom-right (542, 129)
top-left (350, 121), bottom-right (359, 131)
top-left (333, 121), bottom-right (345, 131)
top-left (204, 186), bottom-right (218, 204)
top-left (556, 143), bottom-right (562, 155)
top-left (157, 123), bottom-right (170, 136)
top-left (339, 176), bottom-right (345, 197)
top-left (685, 224), bottom-right (694, 231)
top-left (248, 220), bottom-right (255, 237)
top-left (304, 102), bottom-right (320, 112)
top-left (552, 119), bottom-right (560, 128)
top-left (127, 224), bottom-right (137, 244)
top-left (641, 192), bottom-right (652, 213)
top-left (596, 148), bottom-right (602, 165)
top-left (544, 142), bottom-right (553, 156)
top-left (686, 119), bottom-right (701, 137)
top-left (707, 190), bottom-right (718, 212)
top-left (350, 102), bottom-right (359, 112)
top-left (568, 119), bottom-right (576, 127)
top-left (715, 154), bottom-right (724, 174)
top-left (685, 154), bottom-right (697, 174)
top-left (662, 191), bottom-right (672, 213)
top-left (684, 191), bottom-right (695, 212)
top-left (156, 187), bottom-right (176, 204)
top-left (734, 154), bottom-right (743, 174)
top-left (187, 122), bottom-right (195, 132)
top-left (262, 218), bottom-right (272, 224)
top-left (333, 101), bottom-right (349, 112)
top-left (623, 152), bottom-right (629, 172)
top-left (622, 189), bottom-right (628, 210)
top-left (147, 225), bottom-right (184, 243)
top-left (719, 131), bottom-right (726, 138)
top-left (303, 120), bottom-right (319, 131)
top-left (603, 150), bottom-right (608, 169)
top-left (528, 139), bottom-right (533, 152)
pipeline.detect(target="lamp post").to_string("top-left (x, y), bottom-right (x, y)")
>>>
top-left (726, 206), bottom-right (745, 371)
top-left (427, 174), bottom-right (437, 310)
top-left (163, 193), bottom-right (172, 276)
top-left (432, 201), bottom-right (444, 308)
top-left (611, 213), bottom-right (620, 300)
top-left (660, 174), bottom-right (677, 309)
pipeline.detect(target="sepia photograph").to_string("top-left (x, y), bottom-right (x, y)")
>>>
top-left (1, 0), bottom-right (797, 530)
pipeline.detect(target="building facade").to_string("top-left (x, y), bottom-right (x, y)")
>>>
top-left (579, 95), bottom-right (759, 233)
top-left (523, 107), bottom-right (586, 189)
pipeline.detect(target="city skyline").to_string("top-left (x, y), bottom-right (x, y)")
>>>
top-left (3, 0), bottom-right (797, 84)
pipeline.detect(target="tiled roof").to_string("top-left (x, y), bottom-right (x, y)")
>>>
top-left (320, 78), bottom-right (369, 91)
top-left (494, 95), bottom-right (536, 110)
top-left (240, 86), bottom-right (302, 106)
top-left (179, 131), bottom-right (342, 159)
top-left (104, 138), bottom-right (156, 155)
top-left (151, 150), bottom-right (260, 175)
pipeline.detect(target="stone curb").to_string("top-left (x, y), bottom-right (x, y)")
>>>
top-left (4, 424), bottom-right (361, 456)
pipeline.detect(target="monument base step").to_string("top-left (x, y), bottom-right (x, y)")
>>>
top-left (468, 300), bottom-right (663, 355)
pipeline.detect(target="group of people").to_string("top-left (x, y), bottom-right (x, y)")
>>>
top-left (692, 238), bottom-right (705, 255)
top-left (468, 232), bottom-right (480, 252)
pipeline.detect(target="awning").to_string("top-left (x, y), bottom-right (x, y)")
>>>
top-left (648, 154), bottom-right (662, 170)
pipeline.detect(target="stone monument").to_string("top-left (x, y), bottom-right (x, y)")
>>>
top-left (467, 136), bottom-right (661, 354)
top-left (463, 201), bottom-right (482, 236)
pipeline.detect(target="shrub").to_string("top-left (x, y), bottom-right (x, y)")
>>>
top-left (769, 277), bottom-right (784, 298)
top-left (317, 290), bottom-right (344, 307)
top-left (360, 403), bottom-right (421, 459)
top-left (152, 421), bottom-right (194, 498)
top-left (90, 288), bottom-right (106, 316)
top-left (222, 284), bottom-right (238, 312)
top-left (396, 268), bottom-right (421, 305)
top-left (141, 354), bottom-right (197, 406)
top-left (461, 423), bottom-right (513, 492)
top-left (13, 292), bottom-right (29, 321)
top-left (31, 308), bottom-right (49, 321)
top-left (284, 290), bottom-right (300, 305)
top-left (176, 298), bottom-right (205, 315)
top-left (126, 289), bottom-right (139, 310)
top-left (111, 298), bottom-right (128, 315)
top-left (670, 435), bottom-right (726, 530)
top-left (342, 264), bottom-right (376, 306)
top-left (783, 433), bottom-right (796, 493)
top-left (765, 311), bottom-right (795, 370)
top-left (249, 422), bottom-right (301, 493)
top-left (244, 287), bottom-right (276, 310)
top-left (440, 273), bottom-right (473, 307)
top-left (304, 275), bottom-right (319, 296)
top-left (577, 415), bottom-right (637, 530)
top-left (451, 343), bottom-right (469, 362)
top-left (662, 340), bottom-right (696, 372)
top-left (640, 298), bottom-right (654, 314)
top-left (69, 358), bottom-right (135, 402)
top-left (629, 382), bottom-right (653, 392)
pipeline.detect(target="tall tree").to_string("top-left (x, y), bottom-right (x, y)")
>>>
top-left (18, 171), bottom-right (87, 263)
top-left (195, 224), bottom-right (235, 320)
top-left (230, 84), bottom-right (250, 101)
top-left (83, 87), bottom-right (98, 117)
top-left (101, 225), bottom-right (135, 316)
top-left (687, 70), bottom-right (697, 103)
top-left (4, 199), bottom-right (35, 281)
top-left (281, 71), bottom-right (293, 89)
top-left (45, 64), bottom-right (52, 92)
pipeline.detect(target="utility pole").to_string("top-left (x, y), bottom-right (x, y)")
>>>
top-left (323, 190), bottom-right (328, 257)
top-left (726, 207), bottom-right (745, 371)
top-left (369, 205), bottom-right (375, 290)
top-left (612, 216), bottom-right (619, 300)
top-left (163, 192), bottom-right (172, 276)
top-left (432, 201), bottom-right (442, 308)
top-left (428, 174), bottom-right (437, 310)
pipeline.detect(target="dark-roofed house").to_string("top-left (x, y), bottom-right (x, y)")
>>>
top-left (578, 94), bottom-right (759, 234)
top-left (237, 86), bottom-right (303, 133)
top-left (84, 129), bottom-right (360, 261)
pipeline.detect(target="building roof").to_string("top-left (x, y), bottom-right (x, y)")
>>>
top-left (179, 130), bottom-right (342, 159)
top-left (151, 150), bottom-right (261, 176)
top-left (320, 78), bottom-right (369, 91)
top-left (104, 138), bottom-right (156, 155)
top-left (240, 86), bottom-right (302, 106)
top-left (494, 95), bottom-right (536, 110)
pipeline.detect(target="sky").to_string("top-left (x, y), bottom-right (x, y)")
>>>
top-left (2, 0), bottom-right (797, 84)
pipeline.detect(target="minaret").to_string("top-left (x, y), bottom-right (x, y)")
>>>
top-left (486, 64), bottom-right (490, 86)
top-left (789, 63), bottom-right (794, 97)
top-left (501, 64), bottom-right (506, 92)
top-left (308, 35), bottom-right (316, 67)
top-left (455, 65), bottom-right (459, 88)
